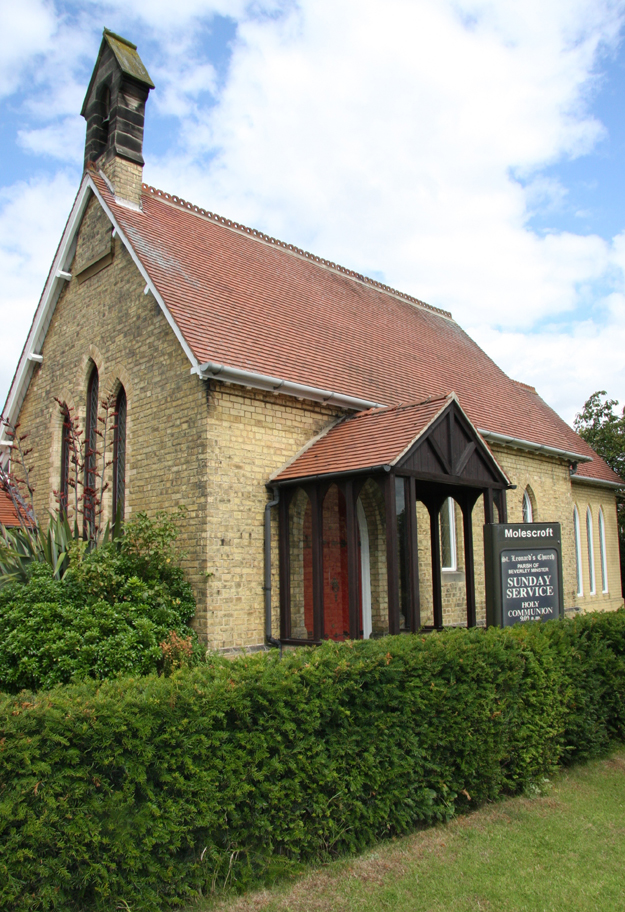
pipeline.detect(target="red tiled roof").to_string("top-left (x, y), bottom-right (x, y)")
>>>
top-left (90, 171), bottom-right (621, 487)
top-left (0, 489), bottom-right (26, 527)
top-left (274, 396), bottom-right (454, 481)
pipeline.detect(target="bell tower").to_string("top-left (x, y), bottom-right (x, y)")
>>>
top-left (81, 29), bottom-right (154, 207)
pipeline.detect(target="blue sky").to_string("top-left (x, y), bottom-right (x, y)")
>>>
top-left (2, 0), bottom-right (625, 425)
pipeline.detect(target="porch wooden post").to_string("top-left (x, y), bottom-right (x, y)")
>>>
top-left (429, 502), bottom-right (443, 629)
top-left (496, 488), bottom-right (508, 523)
top-left (484, 487), bottom-right (494, 525)
top-left (278, 488), bottom-right (292, 640)
top-left (310, 484), bottom-right (324, 642)
top-left (406, 476), bottom-right (420, 631)
top-left (461, 495), bottom-right (477, 628)
top-left (341, 479), bottom-right (361, 639)
top-left (385, 473), bottom-right (400, 635)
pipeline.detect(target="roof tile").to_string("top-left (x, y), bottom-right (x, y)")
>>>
top-left (90, 171), bottom-right (621, 487)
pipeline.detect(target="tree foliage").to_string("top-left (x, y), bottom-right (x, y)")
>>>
top-left (575, 391), bottom-right (625, 594)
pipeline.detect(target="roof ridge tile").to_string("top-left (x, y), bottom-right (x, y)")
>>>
top-left (140, 183), bottom-right (453, 320)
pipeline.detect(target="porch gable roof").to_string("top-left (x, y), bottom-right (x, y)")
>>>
top-left (272, 393), bottom-right (509, 487)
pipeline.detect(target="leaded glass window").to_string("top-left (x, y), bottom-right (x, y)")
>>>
top-left (112, 386), bottom-right (127, 521)
top-left (84, 365), bottom-right (99, 538)
top-left (586, 507), bottom-right (596, 595)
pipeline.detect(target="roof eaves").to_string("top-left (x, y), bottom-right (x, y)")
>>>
top-left (478, 429), bottom-right (592, 465)
top-left (197, 361), bottom-right (385, 411)
top-left (571, 474), bottom-right (624, 489)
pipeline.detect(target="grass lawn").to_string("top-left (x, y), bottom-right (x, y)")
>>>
top-left (191, 749), bottom-right (625, 912)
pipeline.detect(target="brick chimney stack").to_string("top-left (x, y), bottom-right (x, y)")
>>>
top-left (81, 29), bottom-right (154, 208)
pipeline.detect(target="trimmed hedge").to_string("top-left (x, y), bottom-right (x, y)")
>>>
top-left (2, 611), bottom-right (625, 911)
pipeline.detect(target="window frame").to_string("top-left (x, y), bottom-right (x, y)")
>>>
top-left (522, 489), bottom-right (533, 523)
top-left (586, 506), bottom-right (596, 595)
top-left (84, 365), bottom-right (99, 538)
top-left (112, 385), bottom-right (127, 521)
top-left (599, 507), bottom-right (608, 594)
top-left (574, 505), bottom-right (583, 597)
top-left (59, 406), bottom-right (71, 515)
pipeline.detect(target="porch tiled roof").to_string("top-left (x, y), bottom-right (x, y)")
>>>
top-left (90, 171), bottom-right (621, 487)
top-left (273, 395), bottom-right (490, 481)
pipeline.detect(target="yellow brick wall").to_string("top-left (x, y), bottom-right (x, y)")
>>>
top-left (13, 193), bottom-right (210, 628)
top-left (203, 383), bottom-right (342, 651)
top-left (570, 480), bottom-right (623, 613)
top-left (491, 447), bottom-right (623, 614)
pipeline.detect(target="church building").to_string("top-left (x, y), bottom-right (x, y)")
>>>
top-left (1, 30), bottom-right (622, 651)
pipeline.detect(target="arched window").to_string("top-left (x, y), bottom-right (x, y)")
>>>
top-left (84, 364), bottom-right (99, 538)
top-left (112, 385), bottom-right (127, 521)
top-left (440, 498), bottom-right (457, 571)
top-left (586, 507), bottom-right (596, 595)
top-left (59, 406), bottom-right (71, 515)
top-left (522, 489), bottom-right (533, 523)
top-left (599, 508), bottom-right (608, 594)
top-left (573, 506), bottom-right (583, 597)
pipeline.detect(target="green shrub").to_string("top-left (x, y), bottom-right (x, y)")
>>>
top-left (0, 512), bottom-right (198, 693)
top-left (2, 611), bottom-right (625, 911)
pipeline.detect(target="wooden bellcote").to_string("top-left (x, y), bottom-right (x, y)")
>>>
top-left (81, 29), bottom-right (154, 205)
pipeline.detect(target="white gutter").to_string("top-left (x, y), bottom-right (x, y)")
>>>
top-left (571, 475), bottom-right (624, 489)
top-left (195, 361), bottom-right (383, 411)
top-left (478, 429), bottom-right (592, 464)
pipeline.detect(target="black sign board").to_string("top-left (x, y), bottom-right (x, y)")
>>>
top-left (484, 523), bottom-right (564, 627)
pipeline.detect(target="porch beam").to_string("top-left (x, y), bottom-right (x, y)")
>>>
top-left (495, 488), bottom-right (508, 523)
top-left (342, 479), bottom-right (361, 639)
top-left (278, 488), bottom-right (292, 639)
top-left (309, 484), bottom-right (324, 642)
top-left (484, 487), bottom-right (494, 524)
top-left (406, 476), bottom-right (420, 631)
top-left (384, 473), bottom-right (401, 635)
top-left (428, 501), bottom-right (444, 629)
top-left (461, 492), bottom-right (479, 628)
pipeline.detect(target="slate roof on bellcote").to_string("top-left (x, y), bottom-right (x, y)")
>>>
top-left (85, 169), bottom-right (620, 487)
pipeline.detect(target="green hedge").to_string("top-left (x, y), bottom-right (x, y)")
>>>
top-left (2, 612), bottom-right (625, 911)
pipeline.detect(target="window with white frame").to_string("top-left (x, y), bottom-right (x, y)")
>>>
top-left (574, 506), bottom-right (583, 597)
top-left (599, 508), bottom-right (608, 594)
top-left (522, 489), bottom-right (533, 523)
top-left (586, 507), bottom-right (596, 595)
top-left (440, 498), bottom-right (457, 571)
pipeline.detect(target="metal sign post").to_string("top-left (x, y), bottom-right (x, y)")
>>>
top-left (484, 523), bottom-right (564, 627)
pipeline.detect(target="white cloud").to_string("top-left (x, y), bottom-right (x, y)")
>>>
top-left (0, 0), bottom-right (57, 97)
top-left (472, 303), bottom-right (625, 424)
top-left (2, 0), bottom-right (625, 420)
top-left (18, 116), bottom-right (85, 161)
top-left (0, 172), bottom-right (80, 408)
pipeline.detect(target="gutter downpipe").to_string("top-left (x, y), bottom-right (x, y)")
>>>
top-left (264, 485), bottom-right (282, 653)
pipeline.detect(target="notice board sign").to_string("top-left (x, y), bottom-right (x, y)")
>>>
top-left (484, 523), bottom-right (564, 628)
